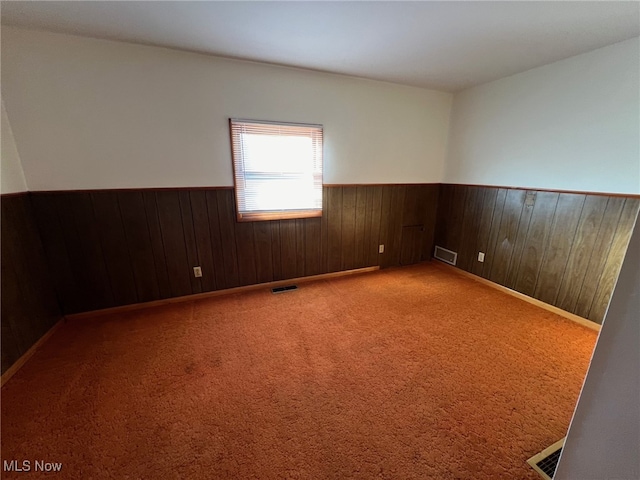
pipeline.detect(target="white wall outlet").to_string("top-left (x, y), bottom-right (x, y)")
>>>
top-left (379, 244), bottom-right (385, 254)
top-left (193, 266), bottom-right (203, 278)
top-left (478, 252), bottom-right (485, 262)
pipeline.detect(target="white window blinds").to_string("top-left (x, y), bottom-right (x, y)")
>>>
top-left (230, 119), bottom-right (323, 222)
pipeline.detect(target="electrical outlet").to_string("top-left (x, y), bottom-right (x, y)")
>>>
top-left (193, 266), bottom-right (203, 278)
top-left (379, 244), bottom-right (385, 254)
top-left (477, 252), bottom-right (485, 262)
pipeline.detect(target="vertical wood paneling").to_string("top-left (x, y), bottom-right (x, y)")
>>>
top-left (555, 196), bottom-right (609, 312)
top-left (457, 186), bottom-right (484, 272)
top-left (587, 199), bottom-right (639, 322)
top-left (142, 191), bottom-right (172, 299)
top-left (29, 185), bottom-right (636, 327)
top-left (204, 191), bottom-right (229, 290)
top-left (513, 191), bottom-right (559, 297)
top-left (235, 221), bottom-right (257, 286)
top-left (320, 188), bottom-right (329, 273)
top-left (216, 189), bottom-right (240, 288)
top-left (295, 219), bottom-right (306, 278)
top-left (25, 185), bottom-right (441, 320)
top-left (341, 186), bottom-right (357, 270)
top-left (92, 191), bottom-right (139, 306)
top-left (435, 185), bottom-right (637, 324)
top-left (25, 184), bottom-right (629, 326)
top-left (534, 193), bottom-right (586, 305)
top-left (366, 186), bottom-right (383, 266)
top-left (253, 221), bottom-right (274, 284)
top-left (387, 185), bottom-right (406, 267)
top-left (378, 186), bottom-right (393, 268)
top-left (420, 185), bottom-right (440, 262)
top-left (471, 188), bottom-right (498, 277)
top-left (482, 188), bottom-right (508, 279)
top-left (434, 184), bottom-right (454, 250)
top-left (445, 185), bottom-right (467, 253)
top-left (54, 194), bottom-right (94, 312)
top-left (70, 194), bottom-right (114, 308)
top-left (354, 186), bottom-right (367, 269)
top-left (31, 194), bottom-right (80, 312)
top-left (52, 193), bottom-right (100, 311)
top-left (155, 191), bottom-right (193, 297)
top-left (118, 191), bottom-right (161, 302)
top-left (190, 191), bottom-right (217, 292)
top-left (1, 299), bottom-right (22, 372)
top-left (400, 225), bottom-right (423, 265)
top-left (401, 185), bottom-right (435, 262)
top-left (326, 187), bottom-right (343, 272)
top-left (270, 220), bottom-right (283, 281)
top-left (304, 218), bottom-right (322, 276)
top-left (14, 195), bottom-right (61, 328)
top-left (574, 197), bottom-right (626, 319)
top-left (1, 194), bottom-right (61, 373)
top-left (402, 185), bottom-right (424, 227)
top-left (504, 191), bottom-right (535, 289)
top-left (279, 219), bottom-right (298, 279)
top-left (179, 192), bottom-right (202, 293)
top-left (488, 189), bottom-right (526, 286)
top-left (1, 252), bottom-right (30, 357)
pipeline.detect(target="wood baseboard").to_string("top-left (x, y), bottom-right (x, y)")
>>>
top-left (1, 318), bottom-right (65, 388)
top-left (65, 266), bottom-right (381, 321)
top-left (433, 261), bottom-right (601, 332)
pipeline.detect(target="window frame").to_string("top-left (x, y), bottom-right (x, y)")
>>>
top-left (229, 118), bottom-right (324, 222)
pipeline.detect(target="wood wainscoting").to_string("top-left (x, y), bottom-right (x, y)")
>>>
top-left (4, 182), bottom-right (637, 374)
top-left (29, 185), bottom-right (439, 316)
top-left (435, 184), bottom-right (639, 324)
top-left (1, 193), bottom-right (62, 374)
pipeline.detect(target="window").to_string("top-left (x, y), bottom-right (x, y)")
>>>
top-left (230, 119), bottom-right (323, 222)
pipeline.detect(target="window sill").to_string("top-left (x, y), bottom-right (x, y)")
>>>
top-left (236, 209), bottom-right (322, 222)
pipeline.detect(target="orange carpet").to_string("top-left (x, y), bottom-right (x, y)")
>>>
top-left (1, 262), bottom-right (597, 479)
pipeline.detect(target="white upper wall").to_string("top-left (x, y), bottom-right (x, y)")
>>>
top-left (445, 37), bottom-right (640, 195)
top-left (1, 100), bottom-right (28, 194)
top-left (1, 27), bottom-right (452, 191)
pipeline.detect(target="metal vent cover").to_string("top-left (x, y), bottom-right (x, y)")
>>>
top-left (271, 285), bottom-right (298, 294)
top-left (527, 438), bottom-right (565, 480)
top-left (434, 245), bottom-right (457, 265)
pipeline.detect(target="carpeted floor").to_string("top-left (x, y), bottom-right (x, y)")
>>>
top-left (1, 262), bottom-right (597, 479)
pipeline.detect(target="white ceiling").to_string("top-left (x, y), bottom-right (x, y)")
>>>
top-left (2, 1), bottom-right (639, 92)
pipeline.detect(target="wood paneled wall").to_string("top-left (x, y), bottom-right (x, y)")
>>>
top-left (1, 193), bottom-right (61, 374)
top-left (6, 181), bottom-right (636, 374)
top-left (30, 185), bottom-right (439, 315)
top-left (435, 185), bottom-right (640, 324)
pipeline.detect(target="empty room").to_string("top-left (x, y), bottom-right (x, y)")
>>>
top-left (1, 2), bottom-right (639, 479)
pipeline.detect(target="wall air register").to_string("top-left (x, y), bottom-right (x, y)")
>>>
top-left (271, 285), bottom-right (298, 294)
top-left (527, 438), bottom-right (565, 480)
top-left (434, 246), bottom-right (458, 266)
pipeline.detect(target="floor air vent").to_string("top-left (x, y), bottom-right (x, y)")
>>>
top-left (527, 438), bottom-right (564, 480)
top-left (271, 285), bottom-right (298, 294)
top-left (434, 246), bottom-right (457, 265)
